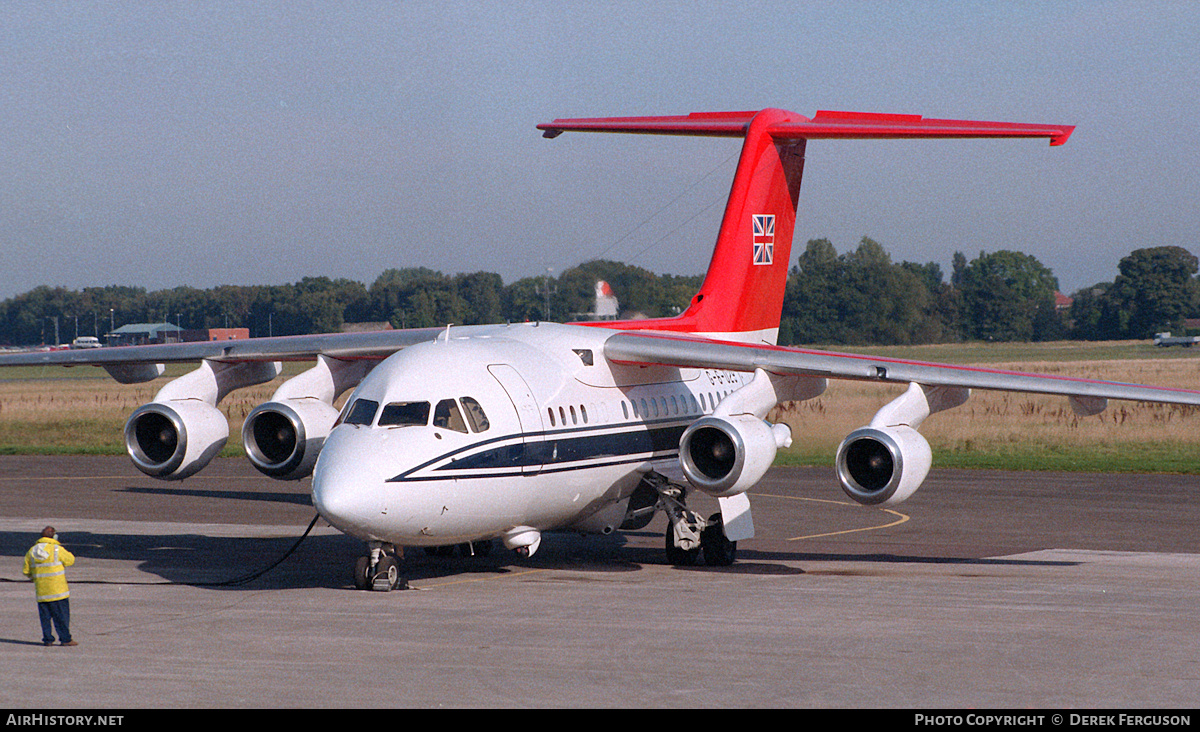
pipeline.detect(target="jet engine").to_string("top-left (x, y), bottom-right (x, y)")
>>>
top-left (679, 415), bottom-right (791, 498)
top-left (835, 424), bottom-right (931, 506)
top-left (242, 399), bottom-right (340, 480)
top-left (241, 355), bottom-right (375, 480)
top-left (123, 359), bottom-right (283, 481)
top-left (125, 400), bottom-right (229, 481)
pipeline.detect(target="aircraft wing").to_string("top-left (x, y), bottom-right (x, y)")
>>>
top-left (603, 331), bottom-right (1200, 408)
top-left (0, 328), bottom-right (442, 377)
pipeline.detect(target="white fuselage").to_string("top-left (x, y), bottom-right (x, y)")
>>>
top-left (311, 322), bottom-right (748, 547)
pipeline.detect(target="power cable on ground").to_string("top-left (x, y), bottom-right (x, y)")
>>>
top-left (3, 513), bottom-right (323, 588)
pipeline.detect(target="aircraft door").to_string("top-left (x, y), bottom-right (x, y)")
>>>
top-left (487, 364), bottom-right (546, 474)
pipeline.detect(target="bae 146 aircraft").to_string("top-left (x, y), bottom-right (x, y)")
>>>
top-left (6, 107), bottom-right (1200, 591)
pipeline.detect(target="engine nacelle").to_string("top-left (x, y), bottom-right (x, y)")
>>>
top-left (124, 400), bottom-right (229, 481)
top-left (835, 425), bottom-right (932, 506)
top-left (242, 399), bottom-right (340, 480)
top-left (679, 415), bottom-right (788, 498)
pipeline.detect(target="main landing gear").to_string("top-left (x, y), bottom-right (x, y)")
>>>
top-left (354, 541), bottom-right (407, 591)
top-left (643, 472), bottom-right (738, 567)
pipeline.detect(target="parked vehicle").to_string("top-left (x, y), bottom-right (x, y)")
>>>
top-left (1153, 332), bottom-right (1200, 347)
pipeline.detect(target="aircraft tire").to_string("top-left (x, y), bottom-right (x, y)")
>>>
top-left (373, 556), bottom-right (401, 592)
top-left (353, 556), bottom-right (371, 590)
top-left (664, 530), bottom-right (700, 566)
top-left (701, 513), bottom-right (737, 567)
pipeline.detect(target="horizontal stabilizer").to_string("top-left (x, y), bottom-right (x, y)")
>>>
top-left (779, 110), bottom-right (1075, 146)
top-left (539, 108), bottom-right (1074, 146)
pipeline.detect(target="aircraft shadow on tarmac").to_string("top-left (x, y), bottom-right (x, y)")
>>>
top-left (0, 529), bottom-right (360, 590)
top-left (0, 526), bottom-right (1080, 593)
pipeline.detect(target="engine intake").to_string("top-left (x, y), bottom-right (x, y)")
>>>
top-left (835, 425), bottom-right (931, 506)
top-left (124, 401), bottom-right (228, 481)
top-left (242, 399), bottom-right (340, 480)
top-left (679, 415), bottom-right (788, 498)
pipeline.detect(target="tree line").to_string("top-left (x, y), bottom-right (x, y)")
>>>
top-left (0, 261), bottom-right (703, 345)
top-left (1, 241), bottom-right (1196, 347)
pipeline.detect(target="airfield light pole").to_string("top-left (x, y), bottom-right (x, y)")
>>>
top-left (536, 268), bottom-right (556, 321)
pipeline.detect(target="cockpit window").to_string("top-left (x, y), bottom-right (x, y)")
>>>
top-left (344, 398), bottom-right (380, 426)
top-left (461, 397), bottom-right (490, 433)
top-left (378, 401), bottom-right (431, 427)
top-left (433, 398), bottom-right (468, 433)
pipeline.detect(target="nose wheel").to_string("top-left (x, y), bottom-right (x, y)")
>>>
top-left (354, 543), bottom-right (407, 591)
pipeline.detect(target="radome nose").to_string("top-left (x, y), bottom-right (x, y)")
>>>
top-left (311, 463), bottom-right (361, 535)
top-left (311, 467), bottom-right (357, 530)
top-left (311, 430), bottom-right (388, 538)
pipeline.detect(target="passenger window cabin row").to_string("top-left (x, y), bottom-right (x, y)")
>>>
top-left (545, 388), bottom-right (734, 429)
top-left (618, 390), bottom-right (730, 421)
top-left (547, 403), bottom-right (589, 427)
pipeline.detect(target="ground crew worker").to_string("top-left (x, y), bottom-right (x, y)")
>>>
top-left (22, 526), bottom-right (77, 647)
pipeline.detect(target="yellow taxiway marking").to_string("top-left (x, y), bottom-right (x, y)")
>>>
top-left (750, 491), bottom-right (909, 541)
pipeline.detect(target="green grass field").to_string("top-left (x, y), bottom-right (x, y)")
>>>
top-left (3, 340), bottom-right (1200, 472)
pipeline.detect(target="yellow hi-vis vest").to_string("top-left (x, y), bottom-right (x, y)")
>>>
top-left (23, 537), bottom-right (75, 603)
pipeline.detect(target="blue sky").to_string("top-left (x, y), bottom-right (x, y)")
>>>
top-left (2, 1), bottom-right (1197, 299)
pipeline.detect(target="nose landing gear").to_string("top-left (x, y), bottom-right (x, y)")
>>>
top-left (354, 542), bottom-right (408, 591)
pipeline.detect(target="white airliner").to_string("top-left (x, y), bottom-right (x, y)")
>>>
top-left (6, 107), bottom-right (1200, 591)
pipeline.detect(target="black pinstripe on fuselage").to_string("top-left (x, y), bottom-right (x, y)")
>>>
top-left (386, 418), bottom-right (690, 482)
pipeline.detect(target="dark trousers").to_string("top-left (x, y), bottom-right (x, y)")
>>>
top-left (37, 598), bottom-right (71, 644)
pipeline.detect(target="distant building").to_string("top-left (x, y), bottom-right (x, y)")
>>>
top-left (341, 322), bottom-right (394, 333)
top-left (106, 324), bottom-right (252, 346)
top-left (1054, 291), bottom-right (1073, 311)
top-left (107, 323), bottom-right (184, 346)
top-left (181, 327), bottom-right (250, 342)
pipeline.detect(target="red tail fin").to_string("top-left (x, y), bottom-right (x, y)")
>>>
top-left (542, 108), bottom-right (1073, 344)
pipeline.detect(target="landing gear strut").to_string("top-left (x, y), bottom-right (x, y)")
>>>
top-left (354, 542), bottom-right (408, 591)
top-left (643, 472), bottom-right (738, 567)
